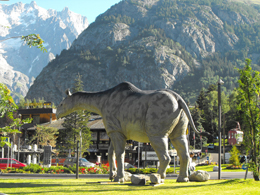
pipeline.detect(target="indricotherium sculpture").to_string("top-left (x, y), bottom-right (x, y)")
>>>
top-left (56, 82), bottom-right (208, 183)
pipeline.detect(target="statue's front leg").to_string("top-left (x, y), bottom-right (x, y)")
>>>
top-left (109, 132), bottom-right (126, 183)
top-left (108, 143), bottom-right (117, 180)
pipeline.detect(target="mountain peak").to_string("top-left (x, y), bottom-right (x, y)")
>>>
top-left (0, 1), bottom-right (89, 102)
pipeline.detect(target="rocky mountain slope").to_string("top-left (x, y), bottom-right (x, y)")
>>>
top-left (26, 0), bottom-right (260, 105)
top-left (0, 1), bottom-right (88, 101)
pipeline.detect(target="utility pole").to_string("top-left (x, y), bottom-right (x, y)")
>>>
top-left (218, 78), bottom-right (224, 180)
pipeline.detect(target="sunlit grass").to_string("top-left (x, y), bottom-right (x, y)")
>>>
top-left (0, 178), bottom-right (259, 195)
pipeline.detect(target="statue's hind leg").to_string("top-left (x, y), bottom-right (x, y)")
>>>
top-left (149, 136), bottom-right (171, 182)
top-left (170, 135), bottom-right (189, 182)
top-left (169, 111), bottom-right (189, 182)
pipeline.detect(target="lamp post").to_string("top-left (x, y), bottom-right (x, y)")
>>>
top-left (76, 141), bottom-right (80, 179)
top-left (218, 78), bottom-right (224, 180)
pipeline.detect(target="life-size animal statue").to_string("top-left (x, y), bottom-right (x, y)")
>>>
top-left (56, 82), bottom-right (209, 183)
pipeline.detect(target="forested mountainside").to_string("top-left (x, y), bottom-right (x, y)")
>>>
top-left (26, 0), bottom-right (260, 105)
top-left (0, 1), bottom-right (88, 102)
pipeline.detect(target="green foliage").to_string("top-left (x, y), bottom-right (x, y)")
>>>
top-left (0, 83), bottom-right (17, 117)
top-left (235, 59), bottom-right (260, 164)
top-left (30, 125), bottom-right (59, 148)
top-left (0, 34), bottom-right (47, 52)
top-left (18, 97), bottom-right (54, 109)
top-left (21, 34), bottom-right (47, 52)
top-left (229, 145), bottom-right (240, 166)
top-left (189, 105), bottom-right (208, 148)
top-left (0, 83), bottom-right (32, 147)
top-left (59, 74), bottom-right (92, 155)
top-left (95, 14), bottom-right (135, 26)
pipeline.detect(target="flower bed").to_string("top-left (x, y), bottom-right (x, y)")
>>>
top-left (0, 164), bottom-right (178, 175)
top-left (0, 164), bottom-right (109, 174)
top-left (226, 164), bottom-right (242, 169)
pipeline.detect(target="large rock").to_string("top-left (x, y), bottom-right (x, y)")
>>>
top-left (150, 173), bottom-right (162, 184)
top-left (189, 170), bottom-right (210, 182)
top-left (131, 174), bottom-right (150, 185)
top-left (124, 171), bottom-right (132, 182)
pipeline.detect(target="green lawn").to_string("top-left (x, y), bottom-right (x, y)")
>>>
top-left (169, 164), bottom-right (246, 173)
top-left (194, 164), bottom-right (245, 172)
top-left (0, 178), bottom-right (259, 195)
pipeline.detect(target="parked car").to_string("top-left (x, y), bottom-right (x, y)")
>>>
top-left (63, 157), bottom-right (95, 168)
top-left (0, 158), bottom-right (26, 169)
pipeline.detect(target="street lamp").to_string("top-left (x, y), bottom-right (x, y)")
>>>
top-left (218, 78), bottom-right (224, 180)
top-left (76, 141), bottom-right (80, 179)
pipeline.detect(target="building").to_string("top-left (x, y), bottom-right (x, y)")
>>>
top-left (1, 104), bottom-right (138, 165)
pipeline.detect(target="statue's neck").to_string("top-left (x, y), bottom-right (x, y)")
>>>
top-left (73, 92), bottom-right (106, 115)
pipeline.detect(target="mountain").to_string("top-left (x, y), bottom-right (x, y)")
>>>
top-left (26, 0), bottom-right (260, 105)
top-left (0, 1), bottom-right (88, 102)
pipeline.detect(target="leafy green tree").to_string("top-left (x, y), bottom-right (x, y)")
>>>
top-left (229, 145), bottom-right (240, 166)
top-left (0, 33), bottom-right (47, 52)
top-left (0, 84), bottom-right (32, 147)
top-left (235, 58), bottom-right (260, 176)
top-left (60, 74), bottom-right (92, 157)
top-left (30, 125), bottom-right (59, 148)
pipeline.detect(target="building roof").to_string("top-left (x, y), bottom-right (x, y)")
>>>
top-left (27, 115), bottom-right (105, 130)
top-left (18, 108), bottom-right (56, 115)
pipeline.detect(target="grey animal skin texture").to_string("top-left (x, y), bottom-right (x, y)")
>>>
top-left (57, 82), bottom-right (208, 183)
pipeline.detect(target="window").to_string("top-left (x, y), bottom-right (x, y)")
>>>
top-left (0, 159), bottom-right (7, 163)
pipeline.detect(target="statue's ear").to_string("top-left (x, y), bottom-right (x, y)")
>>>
top-left (65, 89), bottom-right (72, 97)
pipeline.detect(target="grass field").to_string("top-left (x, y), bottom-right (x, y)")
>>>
top-left (0, 178), bottom-right (259, 195)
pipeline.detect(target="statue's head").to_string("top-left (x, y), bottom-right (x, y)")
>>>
top-left (56, 89), bottom-right (73, 119)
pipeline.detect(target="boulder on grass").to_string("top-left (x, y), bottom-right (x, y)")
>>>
top-left (189, 170), bottom-right (210, 182)
top-left (150, 173), bottom-right (161, 184)
top-left (124, 171), bottom-right (132, 182)
top-left (131, 174), bottom-right (150, 185)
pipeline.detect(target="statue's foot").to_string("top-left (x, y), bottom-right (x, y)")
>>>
top-left (114, 176), bottom-right (124, 183)
top-left (160, 179), bottom-right (165, 183)
top-left (109, 172), bottom-right (117, 181)
top-left (177, 176), bottom-right (189, 182)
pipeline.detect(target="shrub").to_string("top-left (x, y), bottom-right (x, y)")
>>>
top-left (229, 145), bottom-right (240, 166)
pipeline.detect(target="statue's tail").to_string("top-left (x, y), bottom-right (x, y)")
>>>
top-left (165, 89), bottom-right (210, 137)
top-left (178, 99), bottom-right (210, 137)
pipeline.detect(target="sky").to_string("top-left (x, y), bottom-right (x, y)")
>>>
top-left (0, 0), bottom-right (122, 24)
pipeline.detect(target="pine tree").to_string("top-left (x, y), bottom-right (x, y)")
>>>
top-left (60, 73), bottom-right (92, 157)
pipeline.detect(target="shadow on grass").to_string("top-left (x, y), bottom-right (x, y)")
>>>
top-left (1, 179), bottom-right (252, 194)
top-left (82, 179), bottom-right (247, 193)
top-left (0, 182), bottom-right (63, 188)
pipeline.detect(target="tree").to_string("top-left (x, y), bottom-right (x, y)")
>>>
top-left (229, 145), bottom-right (240, 166)
top-left (199, 85), bottom-right (230, 143)
top-left (60, 74), bottom-right (92, 157)
top-left (189, 105), bottom-right (207, 149)
top-left (0, 84), bottom-right (32, 147)
top-left (235, 58), bottom-right (260, 177)
top-left (0, 33), bottom-right (47, 52)
top-left (30, 125), bottom-right (59, 148)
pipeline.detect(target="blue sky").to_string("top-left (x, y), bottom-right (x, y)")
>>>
top-left (1, 0), bottom-right (122, 24)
